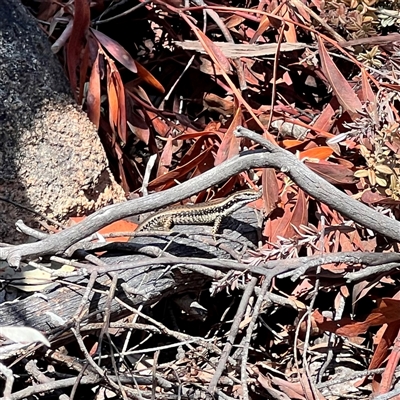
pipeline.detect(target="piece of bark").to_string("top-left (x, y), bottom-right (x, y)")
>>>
top-left (0, 207), bottom-right (259, 334)
top-left (0, 0), bottom-right (125, 243)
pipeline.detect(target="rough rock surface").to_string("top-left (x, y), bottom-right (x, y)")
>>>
top-left (0, 0), bottom-right (125, 243)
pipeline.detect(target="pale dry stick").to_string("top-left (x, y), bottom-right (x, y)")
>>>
top-left (53, 252), bottom-right (400, 278)
top-left (2, 373), bottom-right (172, 400)
top-left (161, 55), bottom-right (195, 104)
top-left (289, 0), bottom-right (347, 44)
top-left (69, 364), bottom-right (90, 400)
top-left (299, 216), bottom-right (326, 398)
top-left (96, 273), bottom-right (119, 365)
top-left (317, 293), bottom-right (345, 382)
top-left (238, 277), bottom-right (258, 400)
top-left (152, 350), bottom-right (160, 400)
top-left (113, 296), bottom-right (223, 355)
top-left (234, 126), bottom-right (400, 242)
top-left (51, 18), bottom-right (73, 53)
top-left (94, 0), bottom-right (152, 25)
top-left (191, 0), bottom-right (248, 92)
top-left (119, 303), bottom-right (146, 365)
top-left (266, 24), bottom-right (285, 133)
top-left (141, 153), bottom-right (157, 196)
top-left (316, 216), bottom-right (343, 383)
top-left (73, 271), bottom-right (98, 321)
top-left (0, 363), bottom-right (13, 400)
top-left (240, 278), bottom-right (272, 400)
top-left (208, 276), bottom-right (258, 393)
top-left (15, 220), bottom-right (48, 240)
top-left (344, 262), bottom-right (400, 282)
top-left (374, 387), bottom-right (400, 400)
top-left (107, 332), bottom-right (129, 400)
top-left (4, 126), bottom-right (400, 266)
top-left (316, 366), bottom-right (400, 389)
top-left (71, 325), bottom-right (125, 395)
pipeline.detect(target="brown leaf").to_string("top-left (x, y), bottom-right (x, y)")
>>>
top-left (270, 376), bottom-right (307, 399)
top-left (195, 32), bottom-right (232, 74)
top-left (317, 298), bottom-right (400, 337)
top-left (157, 136), bottom-right (174, 177)
top-left (280, 5), bottom-right (297, 43)
top-left (107, 64), bottom-right (119, 135)
top-left (203, 93), bottom-right (234, 115)
top-left (262, 168), bottom-right (279, 216)
top-left (148, 146), bottom-right (214, 190)
top-left (215, 108), bottom-right (242, 165)
top-left (312, 102), bottom-right (336, 132)
top-left (113, 68), bottom-right (127, 144)
top-left (375, 326), bottom-right (400, 396)
top-left (91, 29), bottom-right (137, 74)
top-left (368, 322), bottom-right (399, 373)
top-left (299, 146), bottom-right (333, 161)
top-left (134, 60), bottom-right (165, 93)
top-left (289, 189), bottom-right (308, 235)
top-left (67, 0), bottom-right (90, 97)
top-left (305, 162), bottom-right (356, 185)
top-left (318, 37), bottom-right (362, 118)
top-left (87, 51), bottom-right (101, 128)
top-left (127, 120), bottom-right (150, 145)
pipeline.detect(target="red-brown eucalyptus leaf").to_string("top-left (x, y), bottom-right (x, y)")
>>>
top-left (367, 321), bottom-right (400, 389)
top-left (313, 102), bottom-right (336, 132)
top-left (282, 139), bottom-right (304, 149)
top-left (203, 93), bottom-right (234, 116)
top-left (264, 201), bottom-right (295, 242)
top-left (318, 37), bottom-right (362, 118)
top-left (280, 5), bottom-right (297, 43)
top-left (370, 290), bottom-right (400, 379)
top-left (184, 20), bottom-right (231, 74)
top-left (107, 65), bottom-right (119, 133)
top-left (91, 29), bottom-right (137, 74)
top-left (289, 189), bottom-right (308, 234)
top-left (361, 68), bottom-right (375, 104)
top-left (87, 51), bottom-right (101, 128)
top-left (262, 168), bottom-right (279, 216)
top-left (317, 298), bottom-right (400, 337)
top-left (250, 15), bottom-right (272, 44)
top-left (78, 43), bottom-right (90, 104)
top-left (134, 60), bottom-right (165, 93)
top-left (113, 68), bottom-right (127, 143)
top-left (105, 57), bottom-right (127, 143)
top-left (179, 136), bottom-right (215, 167)
top-left (148, 146), bottom-right (214, 190)
top-left (215, 108), bottom-right (242, 165)
top-left (176, 131), bottom-right (219, 141)
top-left (305, 161), bottom-right (356, 185)
top-left (191, 148), bottom-right (219, 178)
top-left (361, 68), bottom-right (378, 118)
top-left (375, 326), bottom-right (400, 395)
top-left (319, 204), bottom-right (345, 229)
top-left (338, 230), bottom-right (355, 252)
top-left (299, 146), bottom-right (333, 161)
top-left (270, 376), bottom-right (307, 400)
top-left (361, 190), bottom-right (387, 204)
top-left (67, 0), bottom-right (90, 97)
top-left (157, 136), bottom-right (174, 177)
top-left (127, 120), bottom-right (150, 144)
top-left (353, 280), bottom-right (379, 308)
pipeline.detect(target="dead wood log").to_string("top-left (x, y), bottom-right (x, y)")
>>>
top-left (0, 208), bottom-right (259, 336)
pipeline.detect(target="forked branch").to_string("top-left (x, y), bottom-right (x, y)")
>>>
top-left (2, 126), bottom-right (399, 266)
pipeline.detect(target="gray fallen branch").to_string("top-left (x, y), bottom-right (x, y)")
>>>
top-left (2, 126), bottom-right (400, 266)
